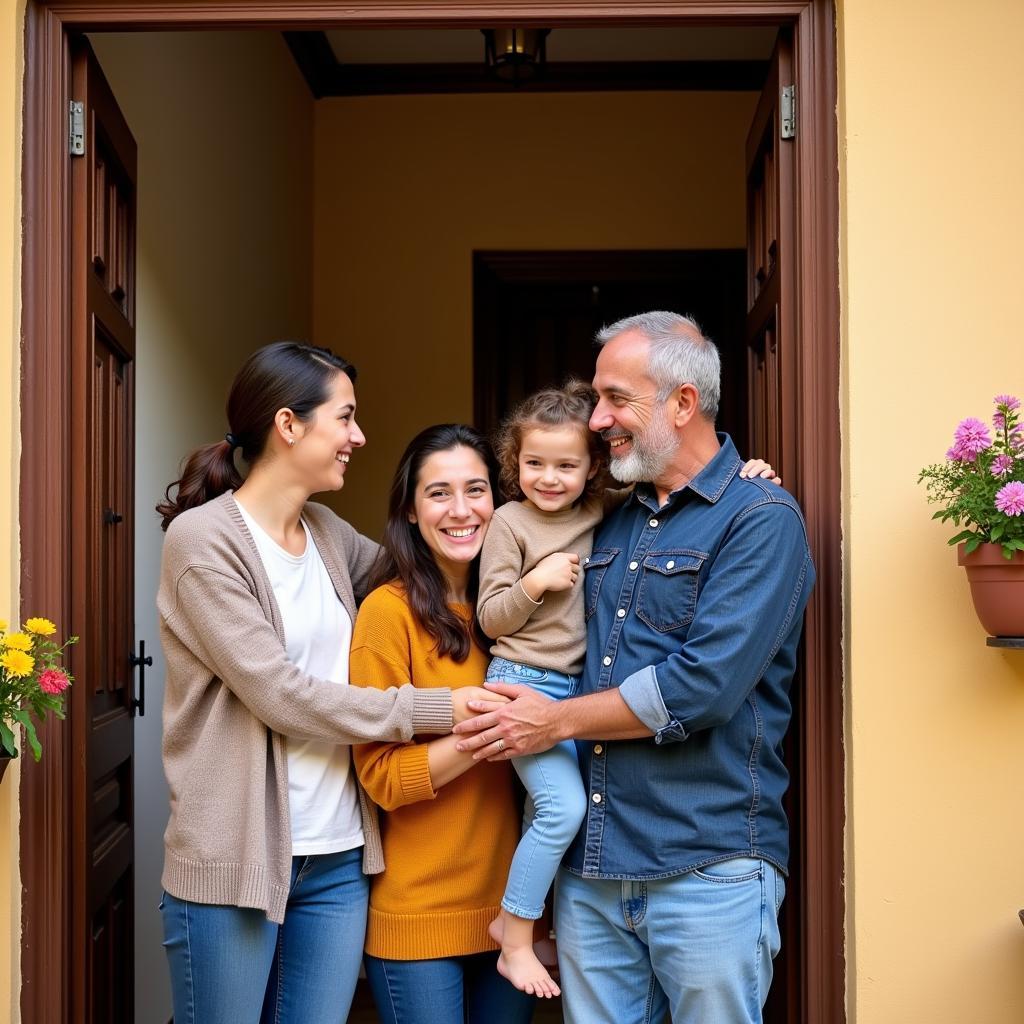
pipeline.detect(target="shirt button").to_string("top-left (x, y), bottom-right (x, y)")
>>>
top-left (666, 560), bottom-right (675, 569)
top-left (593, 744), bottom-right (604, 755)
top-left (617, 608), bottom-right (626, 618)
top-left (629, 560), bottom-right (638, 571)
top-left (649, 518), bottom-right (659, 528)
top-left (602, 656), bottom-right (612, 666)
top-left (583, 557), bottom-right (590, 564)
top-left (592, 793), bottom-right (602, 804)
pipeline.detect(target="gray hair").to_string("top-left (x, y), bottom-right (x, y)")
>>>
top-left (596, 311), bottom-right (721, 420)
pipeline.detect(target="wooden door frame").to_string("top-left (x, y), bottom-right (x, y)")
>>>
top-left (19, 2), bottom-right (841, 1022)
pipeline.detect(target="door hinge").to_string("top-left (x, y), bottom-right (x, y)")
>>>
top-left (69, 100), bottom-right (84, 157)
top-left (780, 85), bottom-right (796, 140)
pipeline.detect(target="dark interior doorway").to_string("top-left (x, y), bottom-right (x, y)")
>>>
top-left (473, 249), bottom-right (747, 440)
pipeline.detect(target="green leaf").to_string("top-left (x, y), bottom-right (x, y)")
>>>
top-left (964, 535), bottom-right (984, 555)
top-left (991, 524), bottom-right (1005, 541)
top-left (0, 720), bottom-right (15, 757)
top-left (13, 710), bottom-right (41, 761)
top-left (948, 530), bottom-right (975, 546)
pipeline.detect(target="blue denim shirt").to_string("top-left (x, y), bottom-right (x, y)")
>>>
top-left (563, 434), bottom-right (815, 880)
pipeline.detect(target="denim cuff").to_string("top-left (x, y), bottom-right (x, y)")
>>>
top-left (619, 666), bottom-right (688, 744)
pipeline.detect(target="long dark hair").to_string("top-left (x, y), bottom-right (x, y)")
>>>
top-left (157, 341), bottom-right (356, 531)
top-left (368, 424), bottom-right (499, 663)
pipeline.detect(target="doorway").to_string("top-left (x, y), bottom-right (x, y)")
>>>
top-left (19, 4), bottom-right (839, 1019)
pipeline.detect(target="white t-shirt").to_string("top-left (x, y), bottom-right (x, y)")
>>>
top-left (237, 502), bottom-right (364, 856)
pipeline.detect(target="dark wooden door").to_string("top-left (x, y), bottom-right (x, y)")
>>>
top-left (746, 31), bottom-right (801, 1024)
top-left (473, 250), bottom-right (746, 440)
top-left (746, 31), bottom-right (797, 483)
top-left (69, 37), bottom-right (138, 1024)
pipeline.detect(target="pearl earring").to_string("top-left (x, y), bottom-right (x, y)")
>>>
top-left (288, 438), bottom-right (295, 447)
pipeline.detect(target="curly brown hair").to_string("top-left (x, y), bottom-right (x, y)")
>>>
top-left (494, 380), bottom-right (609, 503)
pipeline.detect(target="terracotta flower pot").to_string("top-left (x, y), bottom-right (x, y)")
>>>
top-left (958, 542), bottom-right (1024, 637)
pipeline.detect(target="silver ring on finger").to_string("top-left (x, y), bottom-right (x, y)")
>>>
top-left (496, 737), bottom-right (505, 752)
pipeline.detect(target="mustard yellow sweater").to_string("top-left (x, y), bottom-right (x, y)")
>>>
top-left (352, 583), bottom-right (520, 960)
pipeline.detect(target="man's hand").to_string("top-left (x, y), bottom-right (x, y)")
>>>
top-left (521, 552), bottom-right (581, 601)
top-left (452, 686), bottom-right (510, 725)
top-left (452, 681), bottom-right (562, 759)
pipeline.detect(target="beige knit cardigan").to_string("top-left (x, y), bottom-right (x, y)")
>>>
top-left (157, 491), bottom-right (453, 923)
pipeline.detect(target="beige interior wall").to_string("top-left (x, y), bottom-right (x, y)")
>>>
top-left (313, 91), bottom-right (755, 535)
top-left (0, 3), bottom-right (25, 1019)
top-left (88, 31), bottom-right (313, 1024)
top-left (839, 1), bottom-right (1024, 1020)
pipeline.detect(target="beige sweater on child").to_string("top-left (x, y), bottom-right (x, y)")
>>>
top-left (158, 491), bottom-right (453, 924)
top-left (477, 497), bottom-right (606, 676)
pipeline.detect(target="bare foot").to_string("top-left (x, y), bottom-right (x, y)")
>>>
top-left (491, 911), bottom-right (561, 998)
top-left (496, 945), bottom-right (561, 998)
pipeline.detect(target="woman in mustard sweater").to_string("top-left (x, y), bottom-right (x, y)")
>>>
top-left (351, 424), bottom-right (534, 1024)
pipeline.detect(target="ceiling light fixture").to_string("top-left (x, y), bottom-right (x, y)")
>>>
top-left (482, 28), bottom-right (550, 83)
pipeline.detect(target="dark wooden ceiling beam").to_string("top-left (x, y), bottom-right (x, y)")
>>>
top-left (284, 31), bottom-right (767, 95)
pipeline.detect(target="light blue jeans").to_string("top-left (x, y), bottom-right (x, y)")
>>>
top-left (161, 847), bottom-right (368, 1024)
top-left (485, 656), bottom-right (587, 919)
top-left (554, 857), bottom-right (785, 1024)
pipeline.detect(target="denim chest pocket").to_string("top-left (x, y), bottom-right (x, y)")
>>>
top-left (583, 548), bottom-right (619, 621)
top-left (636, 550), bottom-right (706, 632)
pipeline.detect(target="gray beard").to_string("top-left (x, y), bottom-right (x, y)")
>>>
top-left (607, 415), bottom-right (677, 484)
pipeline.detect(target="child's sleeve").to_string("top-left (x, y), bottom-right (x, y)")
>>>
top-left (351, 594), bottom-right (438, 811)
top-left (602, 485), bottom-right (634, 516)
top-left (476, 514), bottom-right (542, 640)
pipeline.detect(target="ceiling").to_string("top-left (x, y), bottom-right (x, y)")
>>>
top-left (324, 26), bottom-right (779, 65)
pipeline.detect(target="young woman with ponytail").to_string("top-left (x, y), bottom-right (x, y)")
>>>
top-left (155, 342), bottom-right (491, 1024)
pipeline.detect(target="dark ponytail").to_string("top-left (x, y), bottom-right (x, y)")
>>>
top-left (157, 341), bottom-right (356, 531)
top-left (368, 424), bottom-right (499, 662)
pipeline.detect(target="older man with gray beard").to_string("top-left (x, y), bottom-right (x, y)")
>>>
top-left (455, 311), bottom-right (815, 1024)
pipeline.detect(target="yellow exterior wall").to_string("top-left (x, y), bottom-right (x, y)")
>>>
top-left (839, 0), bottom-right (1024, 1020)
top-left (0, 2), bottom-right (24, 1020)
top-left (313, 91), bottom-right (754, 534)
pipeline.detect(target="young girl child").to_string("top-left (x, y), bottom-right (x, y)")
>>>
top-left (477, 381), bottom-right (616, 1000)
top-left (478, 381), bottom-right (776, 999)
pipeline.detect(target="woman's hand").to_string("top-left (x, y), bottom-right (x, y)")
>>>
top-left (739, 458), bottom-right (782, 486)
top-left (452, 686), bottom-right (510, 725)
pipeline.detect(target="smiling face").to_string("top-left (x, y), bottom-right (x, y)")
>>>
top-left (590, 329), bottom-right (678, 484)
top-left (409, 445), bottom-right (495, 587)
top-left (292, 370), bottom-right (365, 493)
top-left (518, 425), bottom-right (595, 513)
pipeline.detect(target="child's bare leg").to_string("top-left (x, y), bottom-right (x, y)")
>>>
top-left (489, 909), bottom-right (560, 998)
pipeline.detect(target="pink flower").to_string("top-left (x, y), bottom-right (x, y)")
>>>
top-left (990, 454), bottom-right (1015, 477)
top-left (953, 417), bottom-right (992, 456)
top-left (993, 412), bottom-right (1005, 430)
top-left (38, 669), bottom-right (69, 695)
top-left (995, 481), bottom-right (1024, 517)
top-left (994, 394), bottom-right (1020, 411)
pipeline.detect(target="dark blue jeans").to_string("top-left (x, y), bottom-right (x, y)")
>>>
top-left (161, 848), bottom-right (368, 1024)
top-left (364, 951), bottom-right (535, 1024)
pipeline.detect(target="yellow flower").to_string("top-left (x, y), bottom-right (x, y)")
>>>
top-left (0, 619), bottom-right (7, 632)
top-left (25, 617), bottom-right (57, 636)
top-left (1, 649), bottom-right (35, 678)
top-left (1, 632), bottom-right (33, 652)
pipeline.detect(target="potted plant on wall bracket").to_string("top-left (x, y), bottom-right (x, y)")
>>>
top-left (919, 394), bottom-right (1024, 646)
top-left (0, 616), bottom-right (77, 780)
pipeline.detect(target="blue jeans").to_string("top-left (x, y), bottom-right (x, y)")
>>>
top-left (161, 847), bottom-right (368, 1024)
top-left (555, 858), bottom-right (785, 1024)
top-left (364, 951), bottom-right (534, 1024)
top-left (486, 657), bottom-right (587, 919)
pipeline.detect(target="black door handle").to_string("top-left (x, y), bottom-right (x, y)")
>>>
top-left (130, 639), bottom-right (152, 716)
